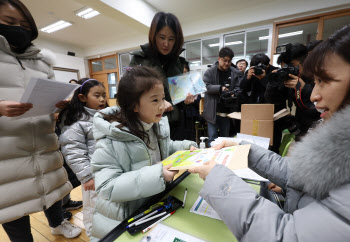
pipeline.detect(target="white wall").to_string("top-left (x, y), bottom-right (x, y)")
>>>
top-left (54, 53), bottom-right (87, 79)
top-left (34, 37), bottom-right (87, 79)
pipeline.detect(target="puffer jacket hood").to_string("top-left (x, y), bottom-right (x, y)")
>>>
top-left (93, 106), bottom-right (169, 142)
top-left (289, 104), bottom-right (350, 199)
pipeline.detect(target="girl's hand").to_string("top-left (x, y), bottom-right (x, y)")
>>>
top-left (83, 178), bottom-right (95, 191)
top-left (211, 140), bottom-right (239, 150)
top-left (190, 145), bottom-right (198, 151)
top-left (184, 93), bottom-right (195, 105)
top-left (164, 100), bottom-right (174, 112)
top-left (188, 160), bottom-right (217, 180)
top-left (162, 163), bottom-right (178, 182)
top-left (55, 100), bottom-right (70, 110)
top-left (0, 101), bottom-right (32, 117)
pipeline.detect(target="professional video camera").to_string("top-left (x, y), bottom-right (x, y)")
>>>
top-left (253, 63), bottom-right (267, 75)
top-left (268, 43), bottom-right (301, 85)
top-left (220, 85), bottom-right (242, 108)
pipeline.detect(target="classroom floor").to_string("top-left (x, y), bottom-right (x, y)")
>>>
top-left (0, 186), bottom-right (89, 242)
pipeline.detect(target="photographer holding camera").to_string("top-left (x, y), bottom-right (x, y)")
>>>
top-left (240, 54), bottom-right (278, 104)
top-left (202, 47), bottom-right (244, 146)
top-left (265, 43), bottom-right (321, 150)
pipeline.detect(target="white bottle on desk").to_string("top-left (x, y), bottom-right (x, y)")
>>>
top-left (199, 137), bottom-right (207, 149)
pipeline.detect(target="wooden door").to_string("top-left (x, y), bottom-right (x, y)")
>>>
top-left (91, 73), bottom-right (116, 106)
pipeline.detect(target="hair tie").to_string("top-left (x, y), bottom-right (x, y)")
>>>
top-left (80, 79), bottom-right (96, 93)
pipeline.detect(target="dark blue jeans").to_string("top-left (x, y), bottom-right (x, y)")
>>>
top-left (2, 200), bottom-right (64, 241)
top-left (207, 115), bottom-right (231, 147)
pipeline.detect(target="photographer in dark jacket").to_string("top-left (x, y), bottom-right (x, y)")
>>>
top-left (240, 54), bottom-right (278, 104)
top-left (265, 43), bottom-right (320, 151)
top-left (202, 47), bottom-right (243, 146)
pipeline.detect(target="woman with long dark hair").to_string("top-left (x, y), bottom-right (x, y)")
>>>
top-left (130, 12), bottom-right (196, 140)
top-left (189, 25), bottom-right (350, 241)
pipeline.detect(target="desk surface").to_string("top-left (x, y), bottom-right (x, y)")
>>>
top-left (114, 173), bottom-right (260, 242)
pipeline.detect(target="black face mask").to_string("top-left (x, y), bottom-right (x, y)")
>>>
top-left (0, 23), bottom-right (32, 53)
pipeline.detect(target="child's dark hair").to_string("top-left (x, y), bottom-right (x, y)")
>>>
top-left (60, 78), bottom-right (106, 126)
top-left (103, 66), bottom-right (164, 148)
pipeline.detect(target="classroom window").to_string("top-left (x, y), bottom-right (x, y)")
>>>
top-left (119, 53), bottom-right (132, 77)
top-left (277, 22), bottom-right (318, 47)
top-left (323, 14), bottom-right (350, 39)
top-left (92, 60), bottom-right (103, 72)
top-left (108, 73), bottom-right (117, 98)
top-left (104, 57), bottom-right (117, 70)
top-left (185, 41), bottom-right (201, 69)
top-left (224, 33), bottom-right (245, 65)
top-left (246, 29), bottom-right (269, 64)
top-left (272, 8), bottom-right (350, 59)
top-left (202, 37), bottom-right (220, 66)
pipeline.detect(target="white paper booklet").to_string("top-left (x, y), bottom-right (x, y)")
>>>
top-left (140, 223), bottom-right (206, 242)
top-left (190, 196), bottom-right (222, 221)
top-left (211, 134), bottom-right (270, 182)
top-left (17, 77), bottom-right (79, 119)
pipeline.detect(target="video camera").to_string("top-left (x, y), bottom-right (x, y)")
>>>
top-left (276, 64), bottom-right (299, 82)
top-left (269, 43), bottom-right (300, 84)
top-left (253, 63), bottom-right (267, 75)
top-left (220, 85), bottom-right (242, 108)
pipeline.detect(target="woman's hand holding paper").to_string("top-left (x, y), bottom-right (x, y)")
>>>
top-left (188, 160), bottom-right (217, 180)
top-left (212, 140), bottom-right (239, 150)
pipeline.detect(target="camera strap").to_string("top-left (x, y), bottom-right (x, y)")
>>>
top-left (294, 80), bottom-right (315, 110)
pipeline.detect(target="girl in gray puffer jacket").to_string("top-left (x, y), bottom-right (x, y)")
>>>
top-left (59, 79), bottom-right (107, 237)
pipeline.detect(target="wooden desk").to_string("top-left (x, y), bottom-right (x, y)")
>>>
top-left (101, 173), bottom-right (260, 242)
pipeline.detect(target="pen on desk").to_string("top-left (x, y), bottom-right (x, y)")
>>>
top-left (142, 211), bottom-right (176, 234)
top-left (127, 202), bottom-right (164, 223)
top-left (182, 188), bottom-right (187, 208)
top-left (133, 211), bottom-right (166, 227)
top-left (126, 207), bottom-right (164, 228)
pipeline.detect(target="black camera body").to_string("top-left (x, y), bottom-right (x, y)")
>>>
top-left (253, 63), bottom-right (267, 76)
top-left (220, 89), bottom-right (242, 108)
top-left (276, 64), bottom-right (299, 82)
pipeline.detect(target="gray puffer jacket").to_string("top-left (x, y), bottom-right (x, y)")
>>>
top-left (59, 107), bottom-right (98, 183)
top-left (0, 36), bottom-right (72, 223)
top-left (200, 104), bottom-right (350, 241)
top-left (91, 106), bottom-right (197, 239)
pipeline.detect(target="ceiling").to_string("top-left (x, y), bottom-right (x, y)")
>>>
top-left (21, 0), bottom-right (350, 57)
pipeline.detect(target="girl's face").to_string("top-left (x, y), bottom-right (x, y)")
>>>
top-left (155, 26), bottom-right (175, 56)
top-left (0, 3), bottom-right (31, 31)
top-left (134, 83), bottom-right (165, 124)
top-left (79, 85), bottom-right (107, 110)
top-left (311, 53), bottom-right (350, 120)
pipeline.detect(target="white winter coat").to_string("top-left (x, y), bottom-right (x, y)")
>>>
top-left (0, 36), bottom-right (72, 224)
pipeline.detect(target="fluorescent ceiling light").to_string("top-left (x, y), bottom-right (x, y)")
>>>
top-left (76, 7), bottom-right (100, 19)
top-left (278, 30), bottom-right (303, 38)
top-left (191, 61), bottom-right (201, 63)
top-left (208, 43), bottom-right (220, 47)
top-left (40, 20), bottom-right (72, 33)
top-left (259, 36), bottom-right (269, 40)
top-left (226, 41), bottom-right (243, 45)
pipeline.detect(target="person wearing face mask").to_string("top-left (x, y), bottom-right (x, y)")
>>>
top-left (0, 0), bottom-right (82, 240)
top-left (129, 12), bottom-right (196, 141)
top-left (188, 25), bottom-right (350, 242)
